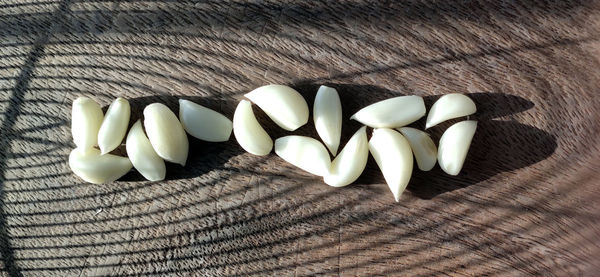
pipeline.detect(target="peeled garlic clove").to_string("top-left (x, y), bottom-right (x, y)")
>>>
top-left (179, 99), bottom-right (232, 142)
top-left (233, 100), bottom-right (273, 155)
top-left (71, 97), bottom-right (104, 152)
top-left (143, 103), bottom-right (189, 166)
top-left (98, 97), bottom-right (130, 154)
top-left (324, 126), bottom-right (368, 187)
top-left (314, 85), bottom-right (342, 155)
top-left (438, 120), bottom-right (477, 176)
top-left (369, 128), bottom-right (413, 202)
top-left (350, 95), bottom-right (425, 128)
top-left (274, 136), bottom-right (331, 176)
top-left (244, 84), bottom-right (309, 131)
top-left (426, 93), bottom-right (476, 129)
top-left (397, 127), bottom-right (437, 171)
top-left (69, 148), bottom-right (132, 184)
top-left (126, 120), bottom-right (166, 181)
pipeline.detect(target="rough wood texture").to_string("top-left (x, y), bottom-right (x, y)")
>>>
top-left (0, 0), bottom-right (599, 276)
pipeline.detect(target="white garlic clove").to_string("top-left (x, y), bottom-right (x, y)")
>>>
top-left (397, 127), bottom-right (437, 171)
top-left (244, 84), bottom-right (309, 131)
top-left (350, 95), bottom-right (425, 128)
top-left (71, 97), bottom-right (104, 152)
top-left (98, 97), bottom-right (131, 154)
top-left (179, 99), bottom-right (232, 142)
top-left (369, 128), bottom-right (414, 202)
top-left (314, 85), bottom-right (342, 156)
top-left (425, 93), bottom-right (476, 129)
top-left (126, 120), bottom-right (166, 181)
top-left (324, 126), bottom-right (368, 187)
top-left (233, 100), bottom-right (273, 155)
top-left (143, 103), bottom-right (189, 166)
top-left (69, 148), bottom-right (132, 184)
top-left (274, 136), bottom-right (331, 176)
top-left (438, 120), bottom-right (477, 176)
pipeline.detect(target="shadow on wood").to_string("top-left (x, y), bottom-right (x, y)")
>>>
top-left (109, 84), bottom-right (556, 200)
top-left (292, 83), bottom-right (557, 199)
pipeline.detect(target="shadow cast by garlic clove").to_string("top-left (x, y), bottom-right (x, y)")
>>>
top-left (287, 83), bottom-right (556, 199)
top-left (409, 120), bottom-right (557, 199)
top-left (110, 85), bottom-right (556, 198)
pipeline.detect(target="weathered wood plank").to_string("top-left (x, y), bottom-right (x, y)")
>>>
top-left (0, 0), bottom-right (599, 276)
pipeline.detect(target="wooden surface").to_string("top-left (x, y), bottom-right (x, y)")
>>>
top-left (0, 0), bottom-right (599, 276)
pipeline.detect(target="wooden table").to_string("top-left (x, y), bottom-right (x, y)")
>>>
top-left (0, 0), bottom-right (599, 276)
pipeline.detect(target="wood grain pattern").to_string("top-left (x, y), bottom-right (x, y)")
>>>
top-left (0, 0), bottom-right (599, 276)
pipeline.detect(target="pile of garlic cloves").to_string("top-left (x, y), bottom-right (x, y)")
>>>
top-left (69, 97), bottom-right (232, 184)
top-left (232, 86), bottom-right (477, 201)
top-left (69, 86), bottom-right (477, 202)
